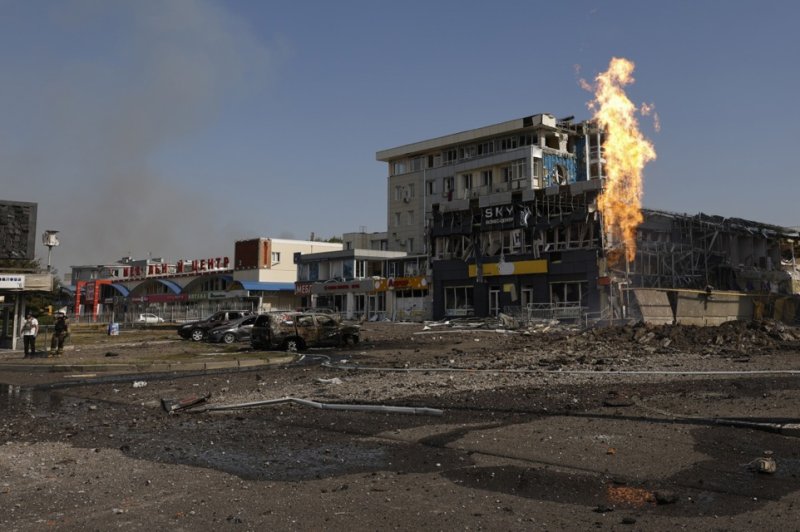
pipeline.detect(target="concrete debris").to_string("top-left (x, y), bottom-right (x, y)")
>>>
top-left (161, 393), bottom-right (211, 413)
top-left (189, 397), bottom-right (444, 416)
top-left (315, 377), bottom-right (343, 385)
top-left (423, 316), bottom-right (520, 331)
top-left (750, 451), bottom-right (777, 474)
top-left (603, 391), bottom-right (635, 407)
top-left (132, 381), bottom-right (147, 388)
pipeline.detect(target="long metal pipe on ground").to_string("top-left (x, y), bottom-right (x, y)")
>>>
top-left (189, 396), bottom-right (443, 416)
top-left (322, 362), bottom-right (800, 376)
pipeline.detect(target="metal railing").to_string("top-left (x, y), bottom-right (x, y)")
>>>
top-left (74, 302), bottom-right (260, 326)
top-left (503, 303), bottom-right (585, 325)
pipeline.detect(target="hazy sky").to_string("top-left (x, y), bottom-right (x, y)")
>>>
top-left (2, 0), bottom-right (798, 278)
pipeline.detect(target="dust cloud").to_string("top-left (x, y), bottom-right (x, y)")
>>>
top-left (0, 1), bottom-right (275, 277)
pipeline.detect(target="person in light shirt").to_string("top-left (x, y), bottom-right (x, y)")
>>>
top-left (20, 312), bottom-right (39, 358)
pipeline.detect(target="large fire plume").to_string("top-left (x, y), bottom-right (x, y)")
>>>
top-left (585, 57), bottom-right (657, 264)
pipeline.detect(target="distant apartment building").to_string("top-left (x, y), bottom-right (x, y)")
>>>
top-left (233, 238), bottom-right (342, 284)
top-left (341, 231), bottom-right (389, 251)
top-left (294, 231), bottom-right (429, 320)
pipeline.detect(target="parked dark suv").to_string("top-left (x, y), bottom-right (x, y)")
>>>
top-left (250, 312), bottom-right (360, 351)
top-left (177, 310), bottom-right (254, 342)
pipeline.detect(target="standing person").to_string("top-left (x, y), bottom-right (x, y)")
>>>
top-left (50, 312), bottom-right (70, 357)
top-left (20, 312), bottom-right (39, 358)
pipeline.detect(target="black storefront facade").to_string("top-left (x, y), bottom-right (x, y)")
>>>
top-left (429, 183), bottom-right (604, 320)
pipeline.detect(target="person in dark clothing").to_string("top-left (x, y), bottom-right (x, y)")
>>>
top-left (50, 313), bottom-right (70, 357)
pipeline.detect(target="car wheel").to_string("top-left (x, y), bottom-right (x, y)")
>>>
top-left (190, 328), bottom-right (205, 342)
top-left (341, 334), bottom-right (360, 346)
top-left (222, 332), bottom-right (236, 344)
top-left (283, 338), bottom-right (305, 352)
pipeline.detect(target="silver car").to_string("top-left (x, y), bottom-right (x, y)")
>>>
top-left (136, 313), bottom-right (164, 324)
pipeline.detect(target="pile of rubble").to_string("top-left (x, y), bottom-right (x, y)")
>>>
top-left (581, 319), bottom-right (800, 357)
top-left (414, 317), bottom-right (800, 369)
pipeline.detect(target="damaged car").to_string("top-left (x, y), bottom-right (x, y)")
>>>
top-left (250, 312), bottom-right (360, 351)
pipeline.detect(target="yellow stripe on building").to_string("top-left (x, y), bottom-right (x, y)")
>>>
top-left (468, 260), bottom-right (548, 278)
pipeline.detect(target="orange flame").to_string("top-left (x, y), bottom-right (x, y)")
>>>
top-left (586, 57), bottom-right (657, 264)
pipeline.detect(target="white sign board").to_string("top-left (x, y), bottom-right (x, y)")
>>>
top-left (0, 275), bottom-right (25, 289)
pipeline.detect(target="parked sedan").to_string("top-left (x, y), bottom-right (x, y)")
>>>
top-left (206, 315), bottom-right (257, 344)
top-left (136, 313), bottom-right (164, 324)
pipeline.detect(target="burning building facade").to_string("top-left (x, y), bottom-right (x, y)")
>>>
top-left (377, 113), bottom-right (609, 319)
top-left (376, 112), bottom-right (799, 322)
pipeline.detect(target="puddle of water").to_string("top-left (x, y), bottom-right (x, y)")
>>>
top-left (0, 383), bottom-right (62, 411)
top-left (189, 443), bottom-right (386, 481)
top-left (765, 457), bottom-right (800, 479)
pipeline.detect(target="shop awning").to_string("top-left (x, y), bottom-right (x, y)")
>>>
top-left (157, 279), bottom-right (183, 294)
top-left (109, 283), bottom-right (130, 296)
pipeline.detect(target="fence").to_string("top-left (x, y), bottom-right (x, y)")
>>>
top-left (503, 302), bottom-right (586, 325)
top-left (74, 302), bottom-right (262, 326)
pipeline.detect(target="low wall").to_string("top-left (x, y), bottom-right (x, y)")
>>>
top-left (632, 289), bottom-right (673, 325)
top-left (675, 291), bottom-right (753, 326)
top-left (633, 288), bottom-right (798, 326)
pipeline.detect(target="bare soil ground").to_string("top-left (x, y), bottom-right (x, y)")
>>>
top-left (1, 320), bottom-right (800, 530)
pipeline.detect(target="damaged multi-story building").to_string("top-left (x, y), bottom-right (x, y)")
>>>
top-left (377, 113), bottom-right (606, 320)
top-left (376, 113), bottom-right (800, 323)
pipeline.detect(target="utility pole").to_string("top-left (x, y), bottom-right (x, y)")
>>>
top-left (42, 230), bottom-right (60, 272)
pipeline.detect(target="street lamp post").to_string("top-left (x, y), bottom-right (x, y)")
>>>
top-left (42, 230), bottom-right (60, 272)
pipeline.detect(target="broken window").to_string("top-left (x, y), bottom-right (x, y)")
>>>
top-left (549, 281), bottom-right (587, 305)
top-left (444, 285), bottom-right (474, 316)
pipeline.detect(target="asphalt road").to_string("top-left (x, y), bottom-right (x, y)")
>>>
top-left (1, 322), bottom-right (799, 530)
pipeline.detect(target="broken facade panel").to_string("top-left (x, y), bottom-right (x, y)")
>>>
top-left (429, 180), bottom-right (603, 319)
top-left (624, 210), bottom-right (798, 295)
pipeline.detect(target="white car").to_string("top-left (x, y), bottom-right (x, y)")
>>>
top-left (136, 313), bottom-right (164, 324)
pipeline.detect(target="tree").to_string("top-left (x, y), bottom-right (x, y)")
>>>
top-left (0, 258), bottom-right (41, 271)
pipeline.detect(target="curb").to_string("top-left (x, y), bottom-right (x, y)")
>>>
top-left (0, 355), bottom-right (295, 374)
